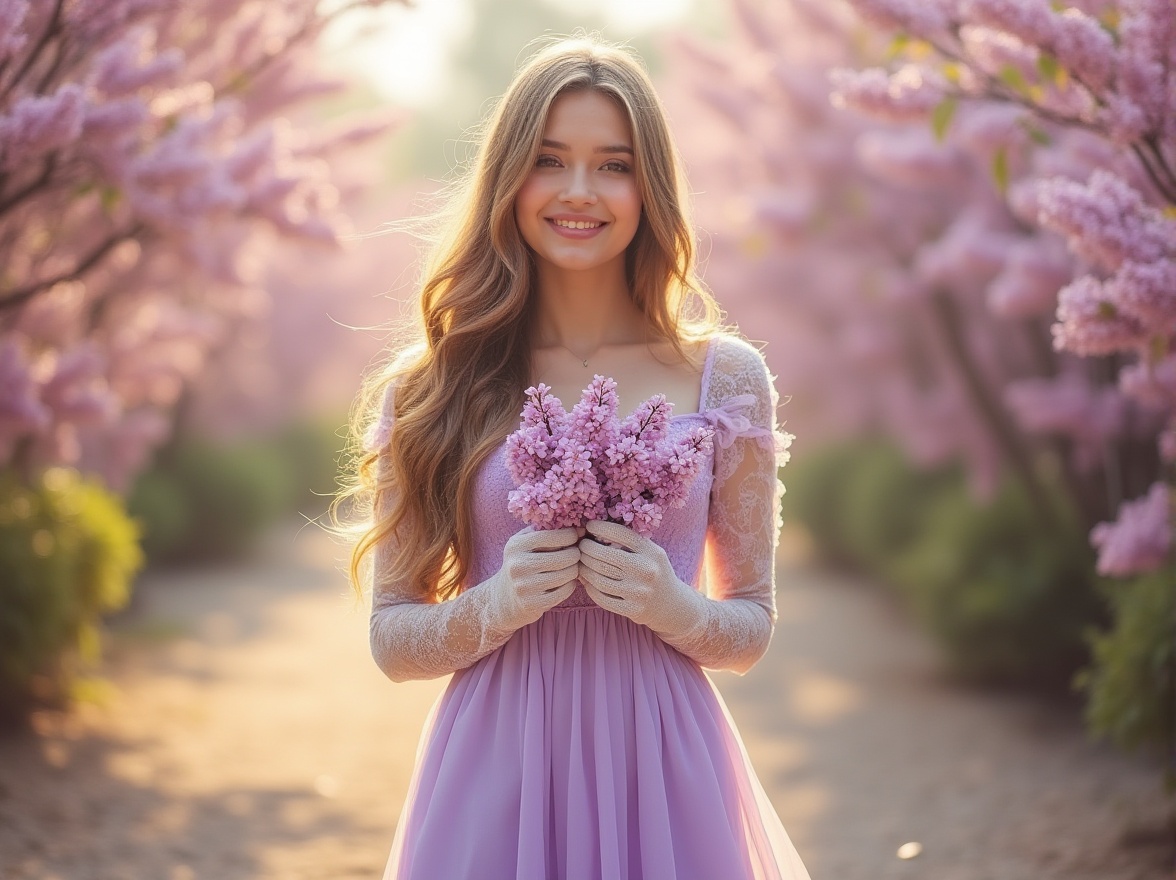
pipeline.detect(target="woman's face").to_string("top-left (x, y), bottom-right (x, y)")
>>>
top-left (514, 89), bottom-right (642, 276)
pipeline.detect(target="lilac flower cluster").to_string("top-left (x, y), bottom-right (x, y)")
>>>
top-left (504, 381), bottom-right (606, 530)
top-left (505, 375), bottom-right (715, 536)
top-left (1090, 482), bottom-right (1173, 577)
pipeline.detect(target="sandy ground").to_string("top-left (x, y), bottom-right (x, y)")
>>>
top-left (0, 517), bottom-right (1171, 880)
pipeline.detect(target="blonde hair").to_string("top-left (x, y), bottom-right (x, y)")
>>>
top-left (332, 36), bottom-right (725, 603)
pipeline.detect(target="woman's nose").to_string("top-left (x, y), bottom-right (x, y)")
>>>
top-left (559, 166), bottom-right (597, 204)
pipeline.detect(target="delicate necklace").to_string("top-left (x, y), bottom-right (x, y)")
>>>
top-left (553, 342), bottom-right (595, 368)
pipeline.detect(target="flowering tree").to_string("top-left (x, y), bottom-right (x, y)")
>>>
top-left (829, 0), bottom-right (1174, 578)
top-left (660, 0), bottom-right (1176, 775)
top-left (665, 0), bottom-right (1173, 578)
top-left (0, 0), bottom-right (401, 493)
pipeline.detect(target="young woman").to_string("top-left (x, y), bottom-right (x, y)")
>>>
top-left (339, 37), bottom-right (812, 880)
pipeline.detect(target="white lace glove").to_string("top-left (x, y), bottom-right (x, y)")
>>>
top-left (369, 524), bottom-right (581, 682)
top-left (577, 518), bottom-right (775, 672)
top-left (577, 519), bottom-right (710, 643)
top-left (480, 525), bottom-right (583, 638)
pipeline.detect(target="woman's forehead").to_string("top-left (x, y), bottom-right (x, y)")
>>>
top-left (542, 90), bottom-right (633, 146)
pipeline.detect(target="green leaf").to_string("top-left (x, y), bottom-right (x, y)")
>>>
top-left (1148, 334), bottom-right (1169, 362)
top-left (992, 147), bottom-right (1009, 194)
top-left (998, 64), bottom-right (1028, 95)
top-left (1037, 52), bottom-right (1058, 83)
top-left (887, 32), bottom-right (910, 61)
top-left (931, 96), bottom-right (958, 142)
top-left (100, 186), bottom-right (121, 214)
top-left (1024, 124), bottom-right (1052, 146)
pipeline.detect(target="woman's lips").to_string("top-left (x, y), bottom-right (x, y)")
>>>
top-left (546, 218), bottom-right (608, 239)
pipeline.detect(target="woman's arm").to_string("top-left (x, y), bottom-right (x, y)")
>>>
top-left (366, 384), bottom-right (579, 683)
top-left (574, 337), bottom-right (791, 675)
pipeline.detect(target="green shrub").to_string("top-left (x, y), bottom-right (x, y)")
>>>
top-left (267, 414), bottom-right (347, 516)
top-left (781, 436), bottom-right (958, 574)
top-left (128, 436), bottom-right (289, 564)
top-left (786, 437), bottom-right (1106, 686)
top-left (0, 467), bottom-right (143, 719)
top-left (124, 468), bottom-right (191, 562)
top-left (781, 437), bottom-right (881, 568)
top-left (127, 417), bottom-right (345, 567)
top-left (889, 476), bottom-right (1105, 686)
top-left (1075, 570), bottom-right (1176, 778)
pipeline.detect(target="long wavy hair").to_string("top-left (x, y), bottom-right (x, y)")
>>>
top-left (333, 36), bottom-right (725, 603)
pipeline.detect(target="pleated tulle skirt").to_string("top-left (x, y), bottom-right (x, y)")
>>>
top-left (381, 605), bottom-right (813, 880)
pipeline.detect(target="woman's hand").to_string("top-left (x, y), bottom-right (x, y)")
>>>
top-left (577, 519), bottom-right (708, 640)
top-left (486, 525), bottom-right (581, 632)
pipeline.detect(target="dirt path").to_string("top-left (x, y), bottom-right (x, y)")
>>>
top-left (0, 517), bottom-right (1170, 880)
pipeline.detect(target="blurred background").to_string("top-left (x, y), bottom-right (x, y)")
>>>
top-left (0, 0), bottom-right (1173, 877)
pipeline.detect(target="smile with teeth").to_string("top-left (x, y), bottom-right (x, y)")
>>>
top-left (551, 219), bottom-right (605, 229)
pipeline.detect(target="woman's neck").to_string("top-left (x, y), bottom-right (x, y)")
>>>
top-left (530, 259), bottom-right (650, 350)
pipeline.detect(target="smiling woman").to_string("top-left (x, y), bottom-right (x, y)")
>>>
top-left (336, 36), bottom-right (809, 880)
top-left (514, 90), bottom-right (642, 280)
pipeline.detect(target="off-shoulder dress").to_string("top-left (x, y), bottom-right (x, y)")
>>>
top-left (364, 333), bottom-right (813, 880)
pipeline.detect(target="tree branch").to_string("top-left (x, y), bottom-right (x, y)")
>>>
top-left (0, 224), bottom-right (144, 313)
top-left (928, 288), bottom-right (1068, 530)
top-left (0, 0), bottom-right (65, 103)
top-left (0, 154), bottom-right (58, 216)
top-left (1131, 142), bottom-right (1176, 204)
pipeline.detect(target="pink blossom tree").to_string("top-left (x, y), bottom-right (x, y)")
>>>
top-left (829, 0), bottom-right (1174, 576)
top-left (663, 0), bottom-right (1173, 577)
top-left (0, 0), bottom-right (402, 492)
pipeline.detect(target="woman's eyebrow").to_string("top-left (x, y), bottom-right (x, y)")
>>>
top-left (540, 138), bottom-right (634, 155)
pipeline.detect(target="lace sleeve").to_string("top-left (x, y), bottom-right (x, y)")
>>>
top-left (365, 381), bottom-right (520, 683)
top-left (663, 335), bottom-right (793, 675)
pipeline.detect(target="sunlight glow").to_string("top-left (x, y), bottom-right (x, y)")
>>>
top-left (319, 0), bottom-right (473, 108)
top-left (548, 0), bottom-right (693, 31)
top-left (320, 0), bottom-right (693, 108)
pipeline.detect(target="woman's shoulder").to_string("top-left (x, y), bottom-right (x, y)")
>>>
top-left (705, 331), bottom-right (771, 376)
top-left (362, 344), bottom-right (426, 453)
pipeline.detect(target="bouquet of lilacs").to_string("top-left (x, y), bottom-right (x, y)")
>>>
top-left (504, 375), bottom-right (714, 536)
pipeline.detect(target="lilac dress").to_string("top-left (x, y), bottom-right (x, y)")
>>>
top-left (365, 334), bottom-right (812, 880)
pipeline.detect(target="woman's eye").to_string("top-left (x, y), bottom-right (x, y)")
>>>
top-left (602, 160), bottom-right (630, 173)
top-left (536, 154), bottom-right (561, 167)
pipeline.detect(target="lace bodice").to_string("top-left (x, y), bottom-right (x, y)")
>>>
top-left (365, 333), bottom-right (793, 681)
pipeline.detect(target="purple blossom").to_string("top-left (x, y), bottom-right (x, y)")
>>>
top-left (1109, 0), bottom-right (1172, 141)
top-left (829, 65), bottom-right (946, 123)
top-left (844, 0), bottom-right (953, 39)
top-left (0, 84), bottom-right (86, 171)
top-left (856, 129), bottom-right (965, 187)
top-left (986, 236), bottom-right (1073, 318)
top-left (505, 376), bottom-right (714, 536)
top-left (951, 101), bottom-right (1028, 157)
top-left (1107, 259), bottom-right (1176, 332)
top-left (1090, 482), bottom-right (1173, 577)
top-left (1119, 354), bottom-right (1176, 411)
top-left (1033, 170), bottom-right (1175, 270)
top-left (1051, 275), bottom-right (1149, 356)
top-left (40, 343), bottom-right (118, 426)
top-left (1005, 373), bottom-right (1126, 471)
top-left (961, 0), bottom-right (1115, 91)
top-left (959, 25), bottom-right (1039, 82)
top-left (0, 0), bottom-right (28, 64)
top-left (0, 337), bottom-right (50, 459)
top-left (915, 210), bottom-right (1015, 287)
top-left (90, 26), bottom-right (183, 97)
